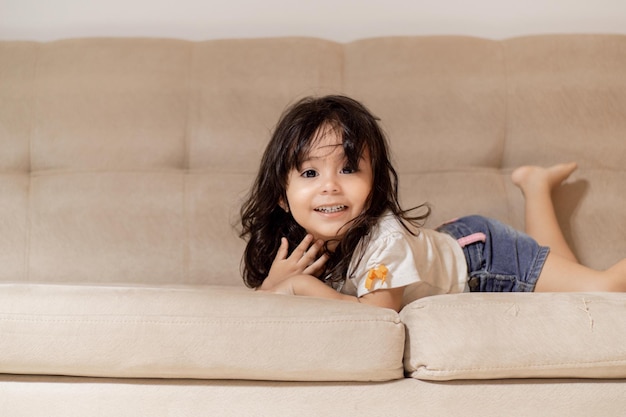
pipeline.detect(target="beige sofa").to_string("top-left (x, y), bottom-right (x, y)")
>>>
top-left (1, 35), bottom-right (625, 416)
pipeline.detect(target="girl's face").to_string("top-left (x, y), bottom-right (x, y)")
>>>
top-left (282, 126), bottom-right (373, 246)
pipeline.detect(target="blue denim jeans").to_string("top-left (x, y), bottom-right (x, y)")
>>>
top-left (437, 215), bottom-right (549, 292)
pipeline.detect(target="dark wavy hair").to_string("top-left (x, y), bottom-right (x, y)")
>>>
top-left (239, 95), bottom-right (430, 288)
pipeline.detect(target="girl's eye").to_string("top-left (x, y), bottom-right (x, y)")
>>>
top-left (340, 166), bottom-right (357, 174)
top-left (301, 169), bottom-right (318, 178)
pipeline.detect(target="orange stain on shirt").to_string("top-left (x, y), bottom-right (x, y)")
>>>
top-left (365, 264), bottom-right (388, 290)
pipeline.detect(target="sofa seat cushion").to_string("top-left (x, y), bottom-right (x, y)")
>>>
top-left (0, 284), bottom-right (405, 382)
top-left (401, 292), bottom-right (626, 380)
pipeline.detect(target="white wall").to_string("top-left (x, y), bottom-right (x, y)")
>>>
top-left (1, 0), bottom-right (625, 41)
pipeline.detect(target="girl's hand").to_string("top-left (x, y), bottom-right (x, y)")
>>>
top-left (261, 235), bottom-right (328, 290)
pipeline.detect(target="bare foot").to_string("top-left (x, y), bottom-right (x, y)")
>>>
top-left (512, 162), bottom-right (578, 195)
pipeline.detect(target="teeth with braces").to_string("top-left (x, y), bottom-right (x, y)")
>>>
top-left (315, 205), bottom-right (346, 213)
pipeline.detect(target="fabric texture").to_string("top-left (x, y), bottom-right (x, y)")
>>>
top-left (2, 374), bottom-right (625, 417)
top-left (341, 211), bottom-right (467, 305)
top-left (437, 215), bottom-right (549, 292)
top-left (0, 284), bottom-right (405, 382)
top-left (401, 292), bottom-right (626, 380)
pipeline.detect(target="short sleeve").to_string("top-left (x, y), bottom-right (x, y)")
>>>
top-left (349, 232), bottom-right (423, 298)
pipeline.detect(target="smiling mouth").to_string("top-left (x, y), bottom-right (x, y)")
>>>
top-left (314, 205), bottom-right (347, 214)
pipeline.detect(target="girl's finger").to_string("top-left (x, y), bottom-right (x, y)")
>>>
top-left (299, 238), bottom-right (324, 263)
top-left (289, 234), bottom-right (314, 259)
top-left (274, 237), bottom-right (289, 261)
top-left (303, 253), bottom-right (329, 276)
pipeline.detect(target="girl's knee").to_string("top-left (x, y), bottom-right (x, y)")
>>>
top-left (608, 279), bottom-right (626, 292)
top-left (606, 260), bottom-right (626, 291)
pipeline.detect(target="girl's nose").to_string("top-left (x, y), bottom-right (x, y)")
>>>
top-left (321, 175), bottom-right (340, 194)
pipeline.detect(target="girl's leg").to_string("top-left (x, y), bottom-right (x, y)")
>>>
top-left (512, 162), bottom-right (626, 292)
top-left (534, 252), bottom-right (626, 292)
top-left (511, 163), bottom-right (579, 263)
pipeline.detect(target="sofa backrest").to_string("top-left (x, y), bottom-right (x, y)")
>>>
top-left (1, 35), bottom-right (624, 286)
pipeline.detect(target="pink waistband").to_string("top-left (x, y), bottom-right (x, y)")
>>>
top-left (456, 232), bottom-right (487, 248)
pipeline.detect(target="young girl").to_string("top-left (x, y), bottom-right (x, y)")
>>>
top-left (239, 95), bottom-right (626, 312)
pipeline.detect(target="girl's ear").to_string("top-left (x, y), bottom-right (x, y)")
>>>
top-left (279, 198), bottom-right (289, 213)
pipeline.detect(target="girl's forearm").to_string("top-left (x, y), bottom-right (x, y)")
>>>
top-left (286, 274), bottom-right (404, 312)
top-left (289, 274), bottom-right (360, 304)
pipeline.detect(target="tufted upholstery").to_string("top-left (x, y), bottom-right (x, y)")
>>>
top-left (1, 35), bottom-right (625, 288)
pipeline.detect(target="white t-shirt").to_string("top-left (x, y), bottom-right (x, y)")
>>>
top-left (339, 211), bottom-right (469, 306)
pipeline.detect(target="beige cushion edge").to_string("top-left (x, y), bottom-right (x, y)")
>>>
top-left (0, 283), bottom-right (405, 382)
top-left (401, 292), bottom-right (626, 380)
